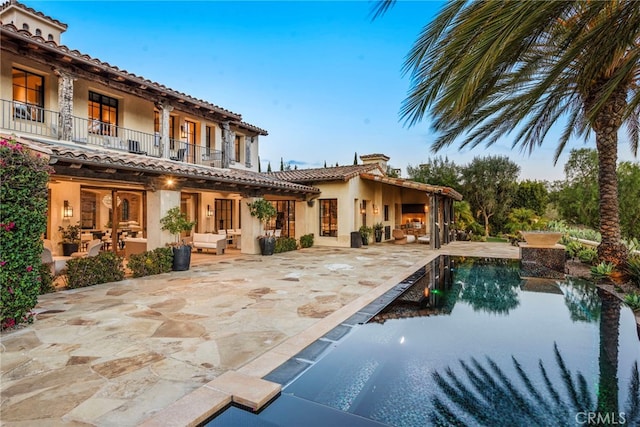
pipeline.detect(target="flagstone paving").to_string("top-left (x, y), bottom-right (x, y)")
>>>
top-left (1, 242), bottom-right (518, 426)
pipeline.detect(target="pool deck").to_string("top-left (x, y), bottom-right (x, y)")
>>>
top-left (0, 242), bottom-right (519, 426)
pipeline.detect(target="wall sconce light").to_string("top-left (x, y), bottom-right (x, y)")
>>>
top-left (360, 202), bottom-right (366, 214)
top-left (373, 204), bottom-right (379, 215)
top-left (206, 204), bottom-right (213, 217)
top-left (424, 205), bottom-right (429, 212)
top-left (180, 125), bottom-right (186, 139)
top-left (63, 200), bottom-right (73, 218)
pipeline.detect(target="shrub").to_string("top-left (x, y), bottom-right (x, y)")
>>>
top-left (65, 252), bottom-right (125, 289)
top-left (577, 247), bottom-right (598, 265)
top-left (565, 240), bottom-right (584, 259)
top-left (274, 237), bottom-right (297, 253)
top-left (590, 262), bottom-right (615, 280)
top-left (300, 233), bottom-right (314, 248)
top-left (626, 254), bottom-right (640, 287)
top-left (0, 138), bottom-right (51, 329)
top-left (127, 247), bottom-right (173, 278)
top-left (38, 263), bottom-right (55, 294)
top-left (624, 293), bottom-right (640, 311)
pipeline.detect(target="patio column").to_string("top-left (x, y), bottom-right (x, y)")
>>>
top-left (245, 136), bottom-right (253, 168)
top-left (146, 188), bottom-right (180, 250)
top-left (221, 121), bottom-right (234, 168)
top-left (159, 103), bottom-right (173, 159)
top-left (55, 69), bottom-right (74, 141)
top-left (240, 196), bottom-right (262, 254)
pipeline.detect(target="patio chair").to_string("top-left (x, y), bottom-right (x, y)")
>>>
top-left (41, 243), bottom-right (72, 275)
top-left (392, 228), bottom-right (408, 245)
top-left (71, 239), bottom-right (102, 258)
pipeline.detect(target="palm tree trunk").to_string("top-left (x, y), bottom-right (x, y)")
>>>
top-left (597, 288), bottom-right (620, 417)
top-left (591, 88), bottom-right (628, 265)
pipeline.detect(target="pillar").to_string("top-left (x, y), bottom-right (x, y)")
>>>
top-left (221, 121), bottom-right (235, 168)
top-left (55, 70), bottom-right (74, 141)
top-left (159, 104), bottom-right (173, 159)
top-left (146, 188), bottom-right (181, 250)
top-left (240, 196), bottom-right (262, 254)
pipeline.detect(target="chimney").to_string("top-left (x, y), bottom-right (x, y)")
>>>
top-left (359, 153), bottom-right (390, 172)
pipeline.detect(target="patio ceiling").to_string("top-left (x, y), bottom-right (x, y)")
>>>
top-left (359, 173), bottom-right (463, 201)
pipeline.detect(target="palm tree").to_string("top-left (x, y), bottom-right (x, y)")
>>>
top-left (374, 1), bottom-right (639, 265)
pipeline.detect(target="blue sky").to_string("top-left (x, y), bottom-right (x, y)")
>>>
top-left (32, 0), bottom-right (637, 181)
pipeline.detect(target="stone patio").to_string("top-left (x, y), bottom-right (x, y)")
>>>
top-left (1, 242), bottom-right (519, 426)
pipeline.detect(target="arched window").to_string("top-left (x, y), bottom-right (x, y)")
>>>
top-left (22, 23), bottom-right (29, 31)
top-left (35, 28), bottom-right (41, 36)
top-left (48, 34), bottom-right (54, 41)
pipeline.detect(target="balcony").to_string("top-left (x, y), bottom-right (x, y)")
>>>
top-left (0, 99), bottom-right (222, 167)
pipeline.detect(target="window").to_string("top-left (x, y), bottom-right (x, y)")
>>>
top-left (169, 116), bottom-right (176, 149)
top-left (154, 110), bottom-right (160, 133)
top-left (215, 199), bottom-right (233, 231)
top-left (235, 135), bottom-right (241, 162)
top-left (205, 126), bottom-right (212, 157)
top-left (268, 200), bottom-right (295, 237)
top-left (22, 23), bottom-right (29, 31)
top-left (88, 91), bottom-right (118, 135)
top-left (319, 199), bottom-right (338, 237)
top-left (184, 120), bottom-right (196, 144)
top-left (48, 34), bottom-right (54, 41)
top-left (12, 67), bottom-right (44, 122)
top-left (35, 28), bottom-right (41, 36)
top-left (384, 205), bottom-right (389, 221)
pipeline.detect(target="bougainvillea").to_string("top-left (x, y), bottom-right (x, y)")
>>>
top-left (0, 137), bottom-right (51, 329)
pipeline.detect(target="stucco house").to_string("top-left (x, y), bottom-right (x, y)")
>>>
top-left (268, 154), bottom-right (462, 249)
top-left (0, 0), bottom-right (461, 257)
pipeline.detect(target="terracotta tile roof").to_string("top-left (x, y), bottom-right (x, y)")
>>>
top-left (4, 133), bottom-right (318, 195)
top-left (360, 173), bottom-right (463, 200)
top-left (0, 14), bottom-right (267, 135)
top-left (267, 164), bottom-right (382, 183)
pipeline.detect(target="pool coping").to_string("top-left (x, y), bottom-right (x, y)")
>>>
top-left (140, 253), bottom-right (439, 426)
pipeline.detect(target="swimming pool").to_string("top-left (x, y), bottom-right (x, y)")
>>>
top-left (205, 256), bottom-right (640, 426)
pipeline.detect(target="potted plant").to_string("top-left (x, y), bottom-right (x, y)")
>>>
top-left (247, 198), bottom-right (277, 255)
top-left (359, 225), bottom-right (373, 246)
top-left (160, 207), bottom-right (196, 271)
top-left (58, 222), bottom-right (81, 256)
top-left (373, 222), bottom-right (384, 243)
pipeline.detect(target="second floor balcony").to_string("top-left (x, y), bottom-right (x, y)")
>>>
top-left (0, 99), bottom-right (223, 168)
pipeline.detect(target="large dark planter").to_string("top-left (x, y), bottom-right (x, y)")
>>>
top-left (350, 232), bottom-right (362, 248)
top-left (259, 236), bottom-right (276, 256)
top-left (374, 230), bottom-right (383, 243)
top-left (172, 245), bottom-right (192, 271)
top-left (61, 243), bottom-right (79, 256)
top-left (361, 234), bottom-right (369, 246)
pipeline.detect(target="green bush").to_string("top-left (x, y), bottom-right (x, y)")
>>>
top-left (590, 261), bottom-right (615, 280)
top-left (65, 252), bottom-right (125, 289)
top-left (0, 137), bottom-right (51, 329)
top-left (565, 240), bottom-right (584, 259)
top-left (300, 233), bottom-right (314, 248)
top-left (127, 247), bottom-right (173, 278)
top-left (38, 263), bottom-right (55, 294)
top-left (626, 254), bottom-right (640, 287)
top-left (274, 237), bottom-right (297, 253)
top-left (624, 293), bottom-right (640, 311)
top-left (578, 247), bottom-right (598, 265)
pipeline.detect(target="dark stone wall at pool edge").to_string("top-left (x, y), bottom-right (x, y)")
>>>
top-left (519, 246), bottom-right (566, 279)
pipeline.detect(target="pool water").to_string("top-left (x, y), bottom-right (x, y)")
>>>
top-left (205, 256), bottom-right (640, 426)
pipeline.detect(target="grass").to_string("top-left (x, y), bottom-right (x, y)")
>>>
top-left (487, 237), bottom-right (509, 243)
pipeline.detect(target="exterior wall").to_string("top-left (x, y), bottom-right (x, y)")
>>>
top-left (0, 51), bottom-right (57, 110)
top-left (47, 180), bottom-right (82, 254)
top-left (0, 7), bottom-right (64, 44)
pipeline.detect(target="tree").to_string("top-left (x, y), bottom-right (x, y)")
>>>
top-left (280, 157), bottom-right (284, 171)
top-left (554, 149), bottom-right (599, 229)
top-left (512, 180), bottom-right (548, 216)
top-left (460, 156), bottom-right (520, 237)
top-left (375, 1), bottom-right (639, 265)
top-left (407, 156), bottom-right (460, 190)
top-left (353, 152), bottom-right (358, 165)
top-left (617, 161), bottom-right (640, 240)
top-left (258, 156), bottom-right (261, 172)
top-left (267, 162), bottom-right (272, 172)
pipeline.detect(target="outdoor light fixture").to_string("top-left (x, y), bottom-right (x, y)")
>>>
top-left (63, 200), bottom-right (73, 218)
top-left (206, 204), bottom-right (213, 217)
top-left (373, 204), bottom-right (379, 215)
